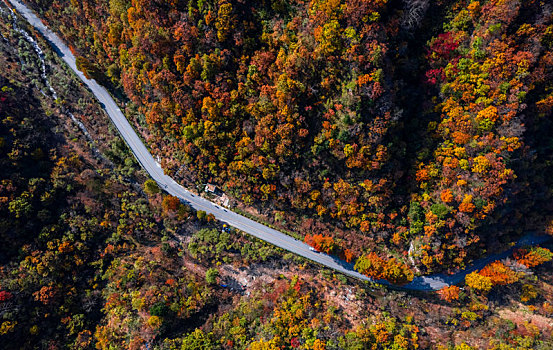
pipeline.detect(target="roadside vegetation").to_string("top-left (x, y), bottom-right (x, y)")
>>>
top-left (20, 0), bottom-right (553, 286)
top-left (2, 1), bottom-right (553, 349)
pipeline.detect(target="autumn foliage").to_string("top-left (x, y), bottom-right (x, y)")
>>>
top-left (465, 271), bottom-right (493, 293)
top-left (514, 247), bottom-right (553, 268)
top-left (24, 0), bottom-right (553, 280)
top-left (5, 1), bottom-right (553, 348)
top-left (479, 261), bottom-right (519, 286)
top-left (464, 247), bottom-right (553, 294)
top-left (438, 285), bottom-right (461, 302)
top-left (342, 248), bottom-right (354, 263)
top-left (0, 290), bottom-right (13, 302)
top-left (355, 253), bottom-right (414, 285)
top-left (304, 234), bottom-right (336, 254)
top-left (465, 261), bottom-right (518, 293)
top-left (408, 0), bottom-right (553, 274)
top-left (161, 194), bottom-right (181, 213)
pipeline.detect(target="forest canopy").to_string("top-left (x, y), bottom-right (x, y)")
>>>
top-left (18, 0), bottom-right (553, 278)
top-left (3, 1), bottom-right (553, 349)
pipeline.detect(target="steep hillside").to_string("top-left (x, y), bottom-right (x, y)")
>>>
top-left (3, 2), bottom-right (553, 349)
top-left (17, 0), bottom-right (553, 281)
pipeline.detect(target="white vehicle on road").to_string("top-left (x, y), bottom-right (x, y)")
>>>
top-left (11, 0), bottom-right (549, 291)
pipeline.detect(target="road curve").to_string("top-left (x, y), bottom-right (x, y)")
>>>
top-left (5, 0), bottom-right (373, 283)
top-left (7, 0), bottom-right (551, 292)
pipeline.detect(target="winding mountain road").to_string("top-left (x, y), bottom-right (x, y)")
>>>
top-left (7, 0), bottom-right (551, 292)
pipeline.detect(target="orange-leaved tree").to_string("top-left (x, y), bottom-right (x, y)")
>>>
top-left (514, 247), bottom-right (553, 268)
top-left (305, 234), bottom-right (336, 254)
top-left (437, 285), bottom-right (461, 302)
top-left (162, 195), bottom-right (181, 213)
top-left (479, 261), bottom-right (519, 285)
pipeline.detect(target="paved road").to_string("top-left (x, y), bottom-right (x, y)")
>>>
top-left (7, 0), bottom-right (551, 292)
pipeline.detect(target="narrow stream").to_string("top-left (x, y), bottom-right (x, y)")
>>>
top-left (1, 3), bottom-right (110, 164)
top-left (8, 9), bottom-right (58, 99)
